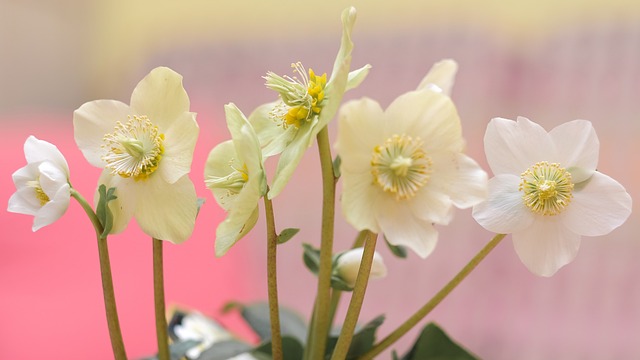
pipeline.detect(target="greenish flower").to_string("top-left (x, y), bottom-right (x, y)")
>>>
top-left (205, 104), bottom-right (267, 256)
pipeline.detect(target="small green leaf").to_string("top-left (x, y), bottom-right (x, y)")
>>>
top-left (254, 336), bottom-right (304, 360)
top-left (333, 155), bottom-right (342, 178)
top-left (302, 243), bottom-right (321, 275)
top-left (401, 322), bottom-right (478, 360)
top-left (230, 302), bottom-right (308, 345)
top-left (326, 315), bottom-right (385, 359)
top-left (385, 235), bottom-right (408, 259)
top-left (277, 228), bottom-right (300, 244)
top-left (196, 197), bottom-right (206, 218)
top-left (95, 185), bottom-right (117, 239)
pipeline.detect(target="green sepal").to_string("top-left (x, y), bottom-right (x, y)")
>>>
top-left (196, 197), bottom-right (206, 218)
top-left (96, 185), bottom-right (117, 239)
top-left (277, 228), bottom-right (300, 244)
top-left (400, 322), bottom-right (478, 360)
top-left (326, 315), bottom-right (385, 359)
top-left (253, 336), bottom-right (304, 360)
top-left (333, 155), bottom-right (342, 179)
top-left (385, 235), bottom-right (408, 259)
top-left (223, 302), bottom-right (308, 345)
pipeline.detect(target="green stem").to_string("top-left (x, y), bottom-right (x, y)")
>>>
top-left (330, 231), bottom-right (378, 360)
top-left (358, 233), bottom-right (507, 359)
top-left (70, 189), bottom-right (127, 360)
top-left (153, 238), bottom-right (169, 360)
top-left (309, 126), bottom-right (337, 360)
top-left (264, 195), bottom-right (283, 360)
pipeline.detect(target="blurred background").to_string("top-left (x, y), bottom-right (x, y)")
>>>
top-left (1, 0), bottom-right (639, 359)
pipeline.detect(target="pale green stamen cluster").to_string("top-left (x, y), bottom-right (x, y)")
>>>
top-left (102, 115), bottom-right (165, 181)
top-left (264, 62), bottom-right (327, 129)
top-left (205, 162), bottom-right (249, 196)
top-left (519, 161), bottom-right (574, 216)
top-left (26, 178), bottom-right (50, 206)
top-left (371, 134), bottom-right (432, 200)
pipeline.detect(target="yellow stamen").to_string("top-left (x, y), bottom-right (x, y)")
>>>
top-left (519, 161), bottom-right (574, 216)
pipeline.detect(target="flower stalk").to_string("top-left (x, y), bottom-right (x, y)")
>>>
top-left (153, 238), bottom-right (169, 360)
top-left (358, 233), bottom-right (506, 359)
top-left (70, 188), bottom-right (127, 360)
top-left (264, 194), bottom-right (283, 360)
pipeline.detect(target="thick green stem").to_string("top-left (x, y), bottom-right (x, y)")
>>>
top-left (358, 233), bottom-right (507, 359)
top-left (153, 238), bottom-right (169, 360)
top-left (264, 195), bottom-right (283, 360)
top-left (309, 126), bottom-right (337, 360)
top-left (70, 189), bottom-right (127, 360)
top-left (330, 231), bottom-right (378, 360)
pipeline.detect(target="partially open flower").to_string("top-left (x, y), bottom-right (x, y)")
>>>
top-left (8, 136), bottom-right (71, 231)
top-left (335, 247), bottom-right (387, 288)
top-left (73, 67), bottom-right (199, 244)
top-left (472, 117), bottom-right (632, 276)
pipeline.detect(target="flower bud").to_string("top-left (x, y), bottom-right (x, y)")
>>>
top-left (335, 247), bottom-right (387, 288)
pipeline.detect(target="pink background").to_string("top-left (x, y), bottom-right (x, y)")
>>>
top-left (2, 2), bottom-right (640, 359)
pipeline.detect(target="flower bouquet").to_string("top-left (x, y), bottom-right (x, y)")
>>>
top-left (7, 7), bottom-right (632, 360)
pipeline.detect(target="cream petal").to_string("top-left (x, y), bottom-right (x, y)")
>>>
top-left (24, 136), bottom-right (69, 177)
top-left (336, 97), bottom-right (385, 173)
top-left (268, 128), bottom-right (310, 199)
top-left (408, 185), bottom-right (452, 225)
top-left (129, 67), bottom-right (191, 130)
top-left (429, 152), bottom-right (488, 209)
top-left (96, 170), bottom-right (136, 235)
top-left (73, 99), bottom-right (132, 168)
top-left (248, 101), bottom-right (295, 157)
top-left (472, 174), bottom-right (535, 233)
top-left (341, 170), bottom-right (380, 233)
top-left (416, 59), bottom-right (458, 96)
top-left (345, 64), bottom-right (371, 91)
top-left (215, 188), bottom-right (261, 257)
top-left (386, 90), bottom-right (464, 153)
top-left (549, 120), bottom-right (599, 183)
top-left (563, 171), bottom-right (632, 236)
top-left (158, 111), bottom-right (199, 184)
top-left (134, 175), bottom-right (197, 244)
top-left (204, 140), bottom-right (239, 211)
top-left (32, 183), bottom-right (70, 231)
top-left (335, 248), bottom-right (387, 288)
top-left (376, 201), bottom-right (440, 258)
top-left (484, 117), bottom-right (555, 175)
top-left (512, 218), bottom-right (581, 277)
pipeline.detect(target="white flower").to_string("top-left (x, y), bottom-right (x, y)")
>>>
top-left (472, 117), bottom-right (632, 276)
top-left (205, 104), bottom-right (267, 256)
top-left (73, 67), bottom-right (199, 244)
top-left (8, 136), bottom-right (71, 231)
top-left (336, 70), bottom-right (488, 258)
top-left (250, 7), bottom-right (369, 199)
top-left (172, 311), bottom-right (232, 359)
top-left (335, 247), bottom-right (387, 288)
top-left (416, 59), bottom-right (458, 96)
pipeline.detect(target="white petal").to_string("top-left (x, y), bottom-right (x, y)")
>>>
top-left (472, 174), bottom-right (535, 233)
top-left (416, 59), bottom-right (458, 96)
top-left (134, 175), bottom-right (197, 244)
top-left (549, 120), bottom-right (599, 183)
top-left (24, 136), bottom-right (69, 177)
top-left (158, 111), bottom-right (199, 184)
top-left (37, 162), bottom-right (68, 198)
top-left (96, 170), bottom-right (136, 235)
top-left (248, 101), bottom-right (295, 157)
top-left (129, 67), bottom-right (191, 130)
top-left (376, 201), bottom-right (440, 258)
top-left (429, 152), bottom-right (488, 209)
top-left (341, 170), bottom-right (381, 233)
top-left (73, 99), bottom-right (132, 168)
top-left (563, 171), bottom-right (632, 236)
top-left (512, 218), bottom-right (581, 277)
top-left (484, 117), bottom-right (555, 175)
top-left (216, 206), bottom-right (259, 257)
top-left (204, 140), bottom-right (239, 211)
top-left (32, 183), bottom-right (70, 231)
top-left (8, 190), bottom-right (39, 215)
top-left (346, 64), bottom-right (371, 91)
top-left (267, 128), bottom-right (310, 199)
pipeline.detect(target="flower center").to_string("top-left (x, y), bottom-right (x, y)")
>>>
top-left (102, 115), bottom-right (165, 181)
top-left (205, 162), bottom-right (249, 195)
top-left (264, 62), bottom-right (327, 129)
top-left (371, 134), bottom-right (432, 200)
top-left (26, 178), bottom-right (50, 206)
top-left (519, 161), bottom-right (574, 216)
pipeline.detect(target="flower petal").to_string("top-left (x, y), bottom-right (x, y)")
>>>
top-left (341, 170), bottom-right (381, 233)
top-left (484, 117), bottom-right (555, 175)
top-left (158, 111), bottom-right (199, 184)
top-left (37, 162), bottom-right (68, 198)
top-left (345, 64), bottom-right (371, 91)
top-left (512, 218), bottom-right (581, 277)
top-left (204, 140), bottom-right (240, 211)
top-left (8, 189), bottom-right (39, 215)
top-left (73, 99), bottom-right (132, 168)
top-left (129, 67), bottom-right (191, 130)
top-left (429, 152), bottom-right (488, 209)
top-left (134, 175), bottom-right (197, 244)
top-left (416, 59), bottom-right (458, 96)
top-left (24, 136), bottom-right (69, 177)
top-left (248, 101), bottom-right (296, 157)
top-left (549, 120), bottom-right (599, 183)
top-left (472, 174), bottom-right (535, 233)
top-left (563, 171), bottom-right (632, 236)
top-left (32, 183), bottom-right (70, 231)
top-left (267, 128), bottom-right (311, 199)
top-left (215, 206), bottom-right (259, 257)
top-left (376, 201), bottom-right (440, 258)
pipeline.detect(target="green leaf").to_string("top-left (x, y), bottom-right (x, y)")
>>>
top-left (253, 336), bottom-right (304, 360)
top-left (196, 197), bottom-right (206, 218)
top-left (230, 302), bottom-right (308, 345)
top-left (326, 315), bottom-right (385, 359)
top-left (333, 155), bottom-right (342, 178)
top-left (139, 340), bottom-right (201, 360)
top-left (196, 340), bottom-right (253, 360)
top-left (385, 235), bottom-right (408, 259)
top-left (302, 243), bottom-right (321, 275)
top-left (401, 322), bottom-right (478, 360)
top-left (95, 185), bottom-right (117, 239)
top-left (277, 228), bottom-right (300, 244)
